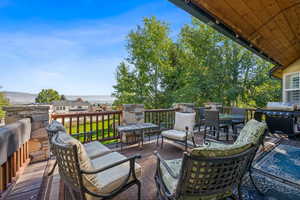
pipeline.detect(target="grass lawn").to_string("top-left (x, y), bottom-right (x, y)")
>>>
top-left (65, 119), bottom-right (120, 144)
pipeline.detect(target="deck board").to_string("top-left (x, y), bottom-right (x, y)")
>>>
top-left (2, 131), bottom-right (292, 200)
top-left (2, 161), bottom-right (48, 200)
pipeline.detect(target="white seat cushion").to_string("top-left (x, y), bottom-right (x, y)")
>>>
top-left (85, 152), bottom-right (141, 199)
top-left (174, 112), bottom-right (196, 132)
top-left (161, 129), bottom-right (193, 141)
top-left (84, 141), bottom-right (112, 159)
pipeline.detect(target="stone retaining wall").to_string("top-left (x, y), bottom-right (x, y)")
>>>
top-left (3, 105), bottom-right (51, 163)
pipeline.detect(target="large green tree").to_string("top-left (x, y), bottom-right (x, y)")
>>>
top-left (35, 89), bottom-right (61, 103)
top-left (113, 17), bottom-right (281, 108)
top-left (113, 17), bottom-right (173, 108)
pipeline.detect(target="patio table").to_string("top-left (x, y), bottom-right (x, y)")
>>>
top-left (117, 123), bottom-right (160, 150)
top-left (219, 113), bottom-right (245, 121)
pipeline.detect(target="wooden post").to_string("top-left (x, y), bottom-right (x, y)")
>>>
top-left (12, 152), bottom-right (17, 177)
top-left (20, 145), bottom-right (24, 166)
top-left (7, 157), bottom-right (12, 184)
top-left (0, 164), bottom-right (5, 191)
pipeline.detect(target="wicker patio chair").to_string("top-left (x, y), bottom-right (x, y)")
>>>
top-left (205, 118), bottom-right (268, 195)
top-left (161, 112), bottom-right (196, 151)
top-left (46, 120), bottom-right (112, 176)
top-left (204, 110), bottom-right (229, 141)
top-left (154, 144), bottom-right (257, 200)
top-left (51, 133), bottom-right (142, 200)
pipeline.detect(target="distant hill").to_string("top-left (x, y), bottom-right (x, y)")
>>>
top-left (3, 91), bottom-right (115, 105)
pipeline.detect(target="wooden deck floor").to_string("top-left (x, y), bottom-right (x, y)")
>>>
top-left (2, 132), bottom-right (284, 200)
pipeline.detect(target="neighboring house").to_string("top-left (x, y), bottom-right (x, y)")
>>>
top-left (52, 99), bottom-right (91, 113)
top-left (271, 60), bottom-right (300, 105)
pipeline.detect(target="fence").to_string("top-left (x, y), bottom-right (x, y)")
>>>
top-left (0, 119), bottom-right (30, 192)
top-left (51, 111), bottom-right (122, 143)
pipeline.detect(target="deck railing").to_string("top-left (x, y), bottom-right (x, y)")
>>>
top-left (50, 107), bottom-right (258, 143)
top-left (144, 108), bottom-right (177, 129)
top-left (0, 119), bottom-right (30, 193)
top-left (51, 111), bottom-right (122, 143)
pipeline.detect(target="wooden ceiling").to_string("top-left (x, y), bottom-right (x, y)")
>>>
top-left (171, 0), bottom-right (300, 77)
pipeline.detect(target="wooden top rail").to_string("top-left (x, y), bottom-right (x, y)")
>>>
top-left (145, 108), bottom-right (178, 112)
top-left (51, 110), bottom-right (122, 119)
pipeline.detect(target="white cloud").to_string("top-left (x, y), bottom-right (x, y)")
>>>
top-left (0, 0), bottom-right (190, 95)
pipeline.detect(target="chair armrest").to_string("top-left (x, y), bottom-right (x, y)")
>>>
top-left (81, 154), bottom-right (141, 175)
top-left (154, 151), bottom-right (179, 179)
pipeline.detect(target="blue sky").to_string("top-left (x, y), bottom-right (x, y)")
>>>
top-left (0, 0), bottom-right (191, 95)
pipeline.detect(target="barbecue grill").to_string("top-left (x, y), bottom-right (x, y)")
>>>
top-left (257, 102), bottom-right (300, 137)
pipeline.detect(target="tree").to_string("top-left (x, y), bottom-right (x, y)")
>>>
top-left (113, 17), bottom-right (281, 108)
top-left (112, 62), bottom-right (138, 105)
top-left (60, 95), bottom-right (67, 101)
top-left (0, 88), bottom-right (9, 119)
top-left (113, 17), bottom-right (173, 108)
top-left (35, 89), bottom-right (61, 103)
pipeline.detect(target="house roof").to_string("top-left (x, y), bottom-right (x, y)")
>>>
top-left (52, 100), bottom-right (90, 107)
top-left (169, 0), bottom-right (300, 78)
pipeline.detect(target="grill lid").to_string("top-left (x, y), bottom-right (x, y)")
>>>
top-left (266, 102), bottom-right (298, 111)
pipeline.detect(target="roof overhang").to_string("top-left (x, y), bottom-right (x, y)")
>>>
top-left (169, 0), bottom-right (300, 79)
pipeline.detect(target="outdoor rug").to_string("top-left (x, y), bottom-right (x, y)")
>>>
top-left (239, 143), bottom-right (300, 200)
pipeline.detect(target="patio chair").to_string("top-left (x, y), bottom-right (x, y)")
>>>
top-left (161, 112), bottom-right (196, 151)
top-left (197, 107), bottom-right (206, 133)
top-left (155, 119), bottom-right (267, 200)
top-left (203, 110), bottom-right (229, 141)
top-left (206, 119), bottom-right (268, 194)
top-left (46, 120), bottom-right (112, 176)
top-left (154, 143), bottom-right (256, 200)
top-left (231, 107), bottom-right (246, 138)
top-left (51, 132), bottom-right (142, 200)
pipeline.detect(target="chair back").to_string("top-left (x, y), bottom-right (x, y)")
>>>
top-left (51, 135), bottom-right (85, 200)
top-left (46, 120), bottom-right (66, 152)
top-left (175, 146), bottom-right (256, 199)
top-left (198, 107), bottom-right (206, 120)
top-left (231, 107), bottom-right (246, 115)
top-left (174, 112), bottom-right (196, 132)
top-left (204, 110), bottom-right (219, 126)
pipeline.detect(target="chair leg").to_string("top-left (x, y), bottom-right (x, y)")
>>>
top-left (249, 168), bottom-right (264, 196)
top-left (226, 126), bottom-right (229, 141)
top-left (48, 160), bottom-right (57, 176)
top-left (137, 181), bottom-right (141, 200)
top-left (185, 139), bottom-right (187, 151)
top-left (237, 183), bottom-right (243, 200)
top-left (161, 136), bottom-right (164, 149)
top-left (192, 136), bottom-right (196, 147)
top-left (230, 194), bottom-right (239, 200)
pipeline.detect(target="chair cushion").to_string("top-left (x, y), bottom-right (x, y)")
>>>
top-left (161, 129), bottom-right (193, 141)
top-left (55, 132), bottom-right (98, 192)
top-left (174, 112), bottom-right (196, 132)
top-left (191, 142), bottom-right (252, 157)
top-left (47, 120), bottom-right (66, 132)
top-left (83, 141), bottom-right (112, 159)
top-left (234, 119), bottom-right (267, 146)
top-left (160, 159), bottom-right (182, 194)
top-left (85, 152), bottom-right (141, 199)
